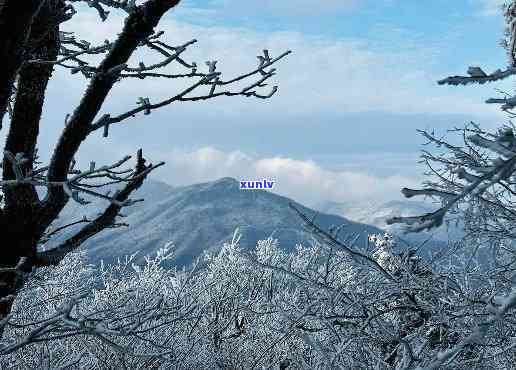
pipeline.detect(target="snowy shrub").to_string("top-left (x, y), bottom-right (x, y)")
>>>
top-left (1, 226), bottom-right (515, 369)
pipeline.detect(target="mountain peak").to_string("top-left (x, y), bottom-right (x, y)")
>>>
top-left (214, 177), bottom-right (239, 185)
top-left (205, 177), bottom-right (240, 193)
top-left (52, 176), bottom-right (387, 267)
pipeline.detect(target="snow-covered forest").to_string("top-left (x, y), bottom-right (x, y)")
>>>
top-left (1, 229), bottom-right (515, 369)
top-left (2, 0), bottom-right (516, 369)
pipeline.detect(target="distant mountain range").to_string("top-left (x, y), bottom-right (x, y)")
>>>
top-left (44, 177), bottom-right (398, 266)
top-left (316, 199), bottom-right (465, 243)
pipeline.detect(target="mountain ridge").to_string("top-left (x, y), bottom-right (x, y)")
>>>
top-left (43, 177), bottom-right (444, 266)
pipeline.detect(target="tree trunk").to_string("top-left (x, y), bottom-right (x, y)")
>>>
top-left (0, 0), bottom-right (181, 340)
top-left (0, 0), bottom-right (60, 335)
top-left (0, 231), bottom-right (36, 338)
top-left (0, 0), bottom-right (44, 126)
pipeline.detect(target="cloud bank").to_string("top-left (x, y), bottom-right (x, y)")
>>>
top-left (206, 0), bottom-right (362, 16)
top-left (479, 0), bottom-right (506, 16)
top-left (153, 146), bottom-right (420, 208)
top-left (55, 10), bottom-right (501, 122)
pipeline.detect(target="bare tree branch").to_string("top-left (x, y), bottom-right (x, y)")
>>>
top-left (35, 149), bottom-right (163, 267)
top-left (40, 0), bottom-right (181, 232)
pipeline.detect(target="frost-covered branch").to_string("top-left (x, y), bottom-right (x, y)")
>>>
top-left (438, 66), bottom-right (516, 86)
top-left (90, 49), bottom-right (291, 135)
top-left (419, 289), bottom-right (516, 370)
top-left (2, 229), bottom-right (515, 368)
top-left (1, 149), bottom-right (162, 208)
top-left (35, 149), bottom-right (162, 267)
top-left (436, 1), bottom-right (516, 117)
top-left (388, 124), bottom-right (516, 233)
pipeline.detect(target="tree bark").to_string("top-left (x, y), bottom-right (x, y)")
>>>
top-left (0, 0), bottom-right (44, 126)
top-left (0, 0), bottom-right (61, 337)
top-left (2, 8), bottom-right (61, 267)
top-left (42, 0), bottom-right (180, 232)
top-left (0, 0), bottom-right (182, 338)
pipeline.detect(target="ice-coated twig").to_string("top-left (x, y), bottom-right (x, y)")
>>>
top-left (418, 289), bottom-right (516, 370)
top-left (438, 66), bottom-right (516, 86)
top-left (388, 125), bottom-right (516, 232)
top-left (90, 50), bottom-right (291, 134)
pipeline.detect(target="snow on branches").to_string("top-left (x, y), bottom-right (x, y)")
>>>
top-left (437, 1), bottom-right (516, 116)
top-left (2, 228), bottom-right (515, 369)
top-left (0, 0), bottom-right (291, 304)
top-left (387, 124), bottom-right (516, 234)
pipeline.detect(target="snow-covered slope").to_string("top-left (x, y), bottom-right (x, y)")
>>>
top-left (317, 198), bottom-right (464, 244)
top-left (44, 177), bottom-right (388, 266)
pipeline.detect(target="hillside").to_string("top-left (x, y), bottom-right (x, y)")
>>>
top-left (43, 177), bottom-right (389, 266)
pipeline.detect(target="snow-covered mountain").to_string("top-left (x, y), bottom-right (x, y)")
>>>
top-left (316, 198), bottom-right (464, 244)
top-left (44, 177), bottom-right (391, 266)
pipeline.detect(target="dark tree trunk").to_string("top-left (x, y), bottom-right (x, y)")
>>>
top-left (0, 0), bottom-right (181, 341)
top-left (0, 233), bottom-right (34, 338)
top-left (0, 0), bottom-right (44, 126)
top-left (0, 0), bottom-right (61, 333)
top-left (2, 2), bottom-right (61, 263)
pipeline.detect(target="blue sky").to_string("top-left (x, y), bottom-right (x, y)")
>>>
top-left (8, 0), bottom-right (514, 208)
top-left (176, 0), bottom-right (507, 72)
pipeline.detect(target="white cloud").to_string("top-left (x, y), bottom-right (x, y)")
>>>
top-left (154, 146), bottom-right (420, 207)
top-left (30, 7), bottom-right (504, 209)
top-left (207, 0), bottom-right (361, 16)
top-left (479, 0), bottom-right (506, 16)
top-left (57, 10), bottom-right (503, 122)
